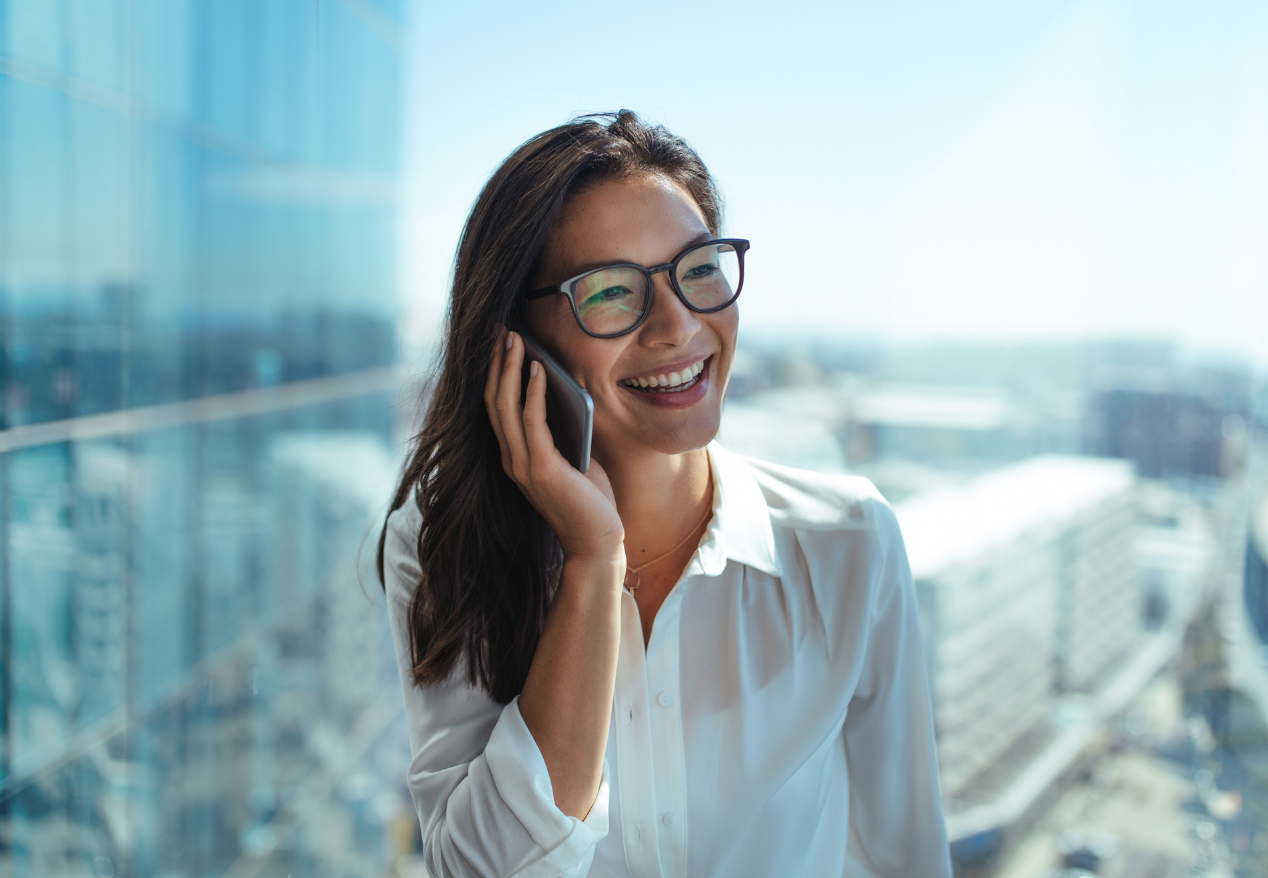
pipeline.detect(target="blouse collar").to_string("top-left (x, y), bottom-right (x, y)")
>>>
top-left (690, 441), bottom-right (780, 579)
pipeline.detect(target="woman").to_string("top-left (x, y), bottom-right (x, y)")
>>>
top-left (378, 111), bottom-right (951, 878)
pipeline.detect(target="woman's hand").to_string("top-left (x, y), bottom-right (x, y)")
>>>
top-left (485, 328), bottom-right (625, 562)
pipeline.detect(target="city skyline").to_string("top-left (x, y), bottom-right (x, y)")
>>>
top-left (5, 0), bottom-right (1267, 875)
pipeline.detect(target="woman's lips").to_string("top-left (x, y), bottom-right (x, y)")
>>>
top-left (618, 357), bottom-right (712, 408)
top-left (618, 355), bottom-right (709, 390)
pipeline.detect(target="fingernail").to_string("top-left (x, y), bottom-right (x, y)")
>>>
top-left (530, 360), bottom-right (539, 377)
top-left (506, 331), bottom-right (514, 351)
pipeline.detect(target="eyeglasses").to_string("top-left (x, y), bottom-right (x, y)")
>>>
top-left (524, 238), bottom-right (750, 338)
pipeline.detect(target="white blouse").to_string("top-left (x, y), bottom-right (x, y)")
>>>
top-left (383, 442), bottom-right (952, 878)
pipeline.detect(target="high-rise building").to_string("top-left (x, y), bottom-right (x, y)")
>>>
top-left (896, 456), bottom-right (1139, 799)
top-left (0, 2), bottom-right (409, 875)
top-left (1243, 479), bottom-right (1268, 646)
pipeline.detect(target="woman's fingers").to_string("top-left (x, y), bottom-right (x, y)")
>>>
top-left (494, 331), bottom-right (530, 475)
top-left (521, 358), bottom-right (559, 466)
top-left (485, 330), bottom-right (560, 488)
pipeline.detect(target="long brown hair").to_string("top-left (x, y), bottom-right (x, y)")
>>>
top-left (376, 111), bottom-right (723, 704)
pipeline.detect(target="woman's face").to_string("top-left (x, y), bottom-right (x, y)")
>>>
top-left (526, 173), bottom-right (738, 463)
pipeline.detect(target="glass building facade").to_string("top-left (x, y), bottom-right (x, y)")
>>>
top-left (0, 2), bottom-right (413, 875)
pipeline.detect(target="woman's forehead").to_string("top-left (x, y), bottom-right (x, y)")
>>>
top-left (545, 175), bottom-right (710, 275)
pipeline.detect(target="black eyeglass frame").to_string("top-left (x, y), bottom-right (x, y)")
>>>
top-left (524, 237), bottom-right (751, 339)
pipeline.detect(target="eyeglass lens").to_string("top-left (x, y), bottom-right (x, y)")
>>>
top-left (572, 241), bottom-right (742, 335)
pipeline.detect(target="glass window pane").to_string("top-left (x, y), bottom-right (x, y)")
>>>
top-left (2, 0), bottom-right (408, 872)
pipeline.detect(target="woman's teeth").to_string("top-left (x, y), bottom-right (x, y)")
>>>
top-left (620, 359), bottom-right (706, 392)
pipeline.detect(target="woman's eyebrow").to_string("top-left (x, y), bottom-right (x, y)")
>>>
top-left (562, 231), bottom-right (714, 278)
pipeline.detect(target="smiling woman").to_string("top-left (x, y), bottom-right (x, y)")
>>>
top-left (376, 111), bottom-right (952, 878)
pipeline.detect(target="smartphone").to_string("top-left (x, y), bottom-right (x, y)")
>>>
top-left (509, 320), bottom-right (594, 473)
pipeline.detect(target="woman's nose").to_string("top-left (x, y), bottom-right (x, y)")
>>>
top-left (639, 272), bottom-right (700, 346)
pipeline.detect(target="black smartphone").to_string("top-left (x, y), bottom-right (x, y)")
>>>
top-left (509, 321), bottom-right (594, 473)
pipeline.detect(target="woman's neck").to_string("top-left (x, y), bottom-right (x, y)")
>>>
top-left (601, 445), bottom-right (713, 563)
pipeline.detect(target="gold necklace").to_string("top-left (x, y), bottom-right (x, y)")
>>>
top-left (624, 503), bottom-right (714, 591)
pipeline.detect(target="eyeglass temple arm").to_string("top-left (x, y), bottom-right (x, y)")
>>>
top-left (524, 285), bottom-right (560, 301)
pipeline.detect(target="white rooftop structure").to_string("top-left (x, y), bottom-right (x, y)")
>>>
top-left (838, 381), bottom-right (1013, 432)
top-left (895, 455), bottom-right (1140, 801)
top-left (897, 455), bottom-right (1137, 580)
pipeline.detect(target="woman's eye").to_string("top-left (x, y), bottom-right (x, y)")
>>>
top-left (581, 286), bottom-right (632, 309)
top-left (683, 263), bottom-right (718, 280)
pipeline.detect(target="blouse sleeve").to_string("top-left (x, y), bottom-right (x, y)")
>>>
top-left (382, 500), bottom-right (611, 878)
top-left (842, 499), bottom-right (953, 878)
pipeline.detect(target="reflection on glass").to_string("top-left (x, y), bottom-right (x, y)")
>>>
top-left (1, 1), bottom-right (414, 876)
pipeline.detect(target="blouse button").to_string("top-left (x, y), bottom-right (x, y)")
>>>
top-left (657, 691), bottom-right (673, 707)
top-left (663, 812), bottom-right (677, 828)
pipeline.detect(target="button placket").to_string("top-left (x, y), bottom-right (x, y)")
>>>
top-left (614, 590), bottom-right (664, 878)
top-left (645, 589), bottom-right (689, 878)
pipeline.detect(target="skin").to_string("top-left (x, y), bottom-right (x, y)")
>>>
top-left (482, 173), bottom-right (738, 820)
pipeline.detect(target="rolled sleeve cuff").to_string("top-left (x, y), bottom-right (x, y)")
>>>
top-left (484, 695), bottom-right (610, 878)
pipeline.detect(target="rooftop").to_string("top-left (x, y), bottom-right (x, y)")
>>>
top-left (848, 385), bottom-right (1013, 431)
top-left (895, 455), bottom-right (1136, 579)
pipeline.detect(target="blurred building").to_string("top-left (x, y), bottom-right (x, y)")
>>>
top-left (718, 385), bottom-right (848, 473)
top-left (0, 2), bottom-right (410, 876)
top-left (896, 456), bottom-right (1139, 798)
top-left (1245, 481), bottom-right (1268, 646)
top-left (1085, 369), bottom-right (1252, 480)
top-left (1135, 483), bottom-right (1217, 632)
top-left (841, 382), bottom-right (1021, 466)
top-left (1225, 449), bottom-right (1268, 749)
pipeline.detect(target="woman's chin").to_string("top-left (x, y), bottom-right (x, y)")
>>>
top-left (607, 413), bottom-right (721, 459)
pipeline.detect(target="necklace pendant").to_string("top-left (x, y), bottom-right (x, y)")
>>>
top-left (623, 570), bottom-right (641, 591)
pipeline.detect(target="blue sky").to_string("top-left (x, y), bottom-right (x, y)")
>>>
top-left (400, 0), bottom-right (1268, 368)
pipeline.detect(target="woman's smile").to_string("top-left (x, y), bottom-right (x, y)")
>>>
top-left (617, 355), bottom-right (712, 407)
top-left (617, 354), bottom-right (709, 391)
